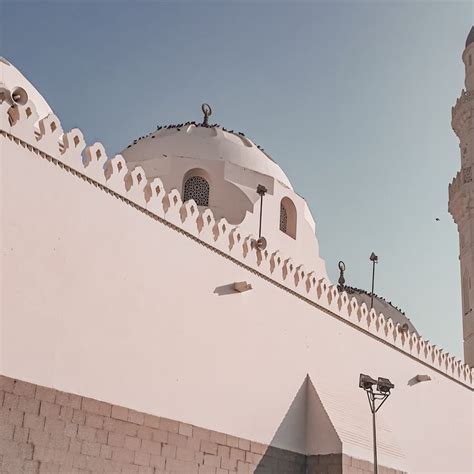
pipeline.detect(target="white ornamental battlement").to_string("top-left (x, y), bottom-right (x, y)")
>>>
top-left (1, 94), bottom-right (472, 390)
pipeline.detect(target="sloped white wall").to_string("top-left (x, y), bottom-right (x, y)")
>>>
top-left (1, 135), bottom-right (473, 473)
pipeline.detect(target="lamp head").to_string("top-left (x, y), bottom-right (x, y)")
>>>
top-left (377, 377), bottom-right (394, 394)
top-left (359, 373), bottom-right (377, 391)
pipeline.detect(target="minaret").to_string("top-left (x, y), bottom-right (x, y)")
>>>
top-left (449, 26), bottom-right (474, 367)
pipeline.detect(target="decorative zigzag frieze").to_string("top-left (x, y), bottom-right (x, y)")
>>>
top-left (1, 96), bottom-right (472, 389)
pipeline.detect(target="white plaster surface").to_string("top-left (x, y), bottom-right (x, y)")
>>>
top-left (1, 134), bottom-right (473, 473)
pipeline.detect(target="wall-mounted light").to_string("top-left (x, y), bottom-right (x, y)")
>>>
top-left (233, 281), bottom-right (253, 293)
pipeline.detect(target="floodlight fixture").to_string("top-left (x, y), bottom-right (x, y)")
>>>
top-left (359, 373), bottom-right (394, 474)
top-left (377, 377), bottom-right (395, 394)
top-left (359, 373), bottom-right (377, 391)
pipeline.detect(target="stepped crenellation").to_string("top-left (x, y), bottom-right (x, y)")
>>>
top-left (1, 94), bottom-right (472, 389)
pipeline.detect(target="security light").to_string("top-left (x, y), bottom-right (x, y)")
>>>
top-left (359, 373), bottom-right (394, 474)
top-left (359, 373), bottom-right (377, 390)
top-left (377, 377), bottom-right (395, 394)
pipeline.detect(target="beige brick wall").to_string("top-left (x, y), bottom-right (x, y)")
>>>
top-left (0, 376), bottom-right (403, 474)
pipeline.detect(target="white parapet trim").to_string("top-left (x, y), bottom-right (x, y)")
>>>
top-left (0, 94), bottom-right (473, 390)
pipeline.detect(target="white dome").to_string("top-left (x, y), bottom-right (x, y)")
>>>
top-left (121, 123), bottom-right (293, 190)
top-left (0, 57), bottom-right (53, 119)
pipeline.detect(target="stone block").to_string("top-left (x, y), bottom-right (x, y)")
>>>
top-left (69, 439), bottom-right (82, 454)
top-left (28, 429), bottom-right (49, 447)
top-left (124, 434), bottom-right (141, 451)
top-left (71, 409), bottom-right (85, 425)
top-left (209, 431), bottom-right (227, 446)
top-left (137, 425), bottom-right (154, 441)
top-left (7, 408), bottom-right (25, 426)
top-left (221, 456), bottom-right (237, 470)
top-left (160, 417), bottom-right (179, 434)
top-left (236, 460), bottom-right (249, 473)
top-left (64, 422), bottom-right (78, 438)
top-left (108, 431), bottom-right (125, 447)
top-left (186, 436), bottom-right (200, 452)
top-left (38, 461), bottom-right (60, 473)
top-left (35, 386), bottom-right (56, 403)
top-left (144, 413), bottom-right (161, 429)
top-left (138, 467), bottom-right (154, 474)
top-left (0, 423), bottom-right (14, 440)
top-left (192, 426), bottom-right (210, 441)
top-left (141, 439), bottom-right (162, 455)
top-left (86, 455), bottom-right (106, 472)
top-left (18, 397), bottom-right (40, 416)
top-left (177, 446), bottom-right (195, 462)
top-left (44, 418), bottom-right (66, 435)
top-left (3, 392), bottom-right (19, 410)
top-left (85, 413), bottom-right (104, 429)
top-left (135, 451), bottom-right (151, 466)
top-left (13, 380), bottom-right (36, 399)
top-left (167, 458), bottom-right (198, 473)
top-left (226, 435), bottom-right (239, 448)
top-left (111, 404), bottom-right (129, 421)
top-left (77, 424), bottom-right (97, 441)
top-left (230, 448), bottom-right (245, 461)
top-left (245, 451), bottom-right (262, 465)
top-left (0, 376), bottom-right (15, 393)
top-left (201, 440), bottom-right (218, 455)
top-left (81, 440), bottom-right (101, 457)
top-left (204, 454), bottom-right (221, 468)
top-left (13, 426), bottom-right (29, 444)
top-left (162, 443), bottom-right (177, 459)
top-left (47, 432), bottom-right (70, 450)
top-left (217, 445), bottom-right (230, 459)
top-left (179, 422), bottom-right (193, 437)
top-left (249, 442), bottom-right (266, 455)
top-left (152, 429), bottom-right (169, 444)
top-left (96, 428), bottom-right (108, 444)
top-left (56, 391), bottom-right (82, 410)
top-left (100, 444), bottom-right (113, 460)
top-left (111, 446), bottom-right (134, 464)
top-left (23, 460), bottom-right (40, 473)
top-left (24, 413), bottom-right (45, 432)
top-left (59, 405), bottom-right (74, 421)
top-left (199, 465), bottom-right (217, 474)
top-left (121, 463), bottom-right (139, 474)
top-left (39, 400), bottom-right (60, 418)
top-left (129, 409), bottom-right (145, 425)
top-left (104, 417), bottom-right (138, 436)
top-left (238, 438), bottom-right (250, 451)
top-left (150, 454), bottom-right (166, 469)
top-left (73, 453), bottom-right (87, 469)
top-left (81, 397), bottom-right (111, 417)
top-left (169, 432), bottom-right (188, 448)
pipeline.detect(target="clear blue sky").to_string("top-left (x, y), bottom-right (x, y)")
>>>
top-left (1, 1), bottom-right (472, 359)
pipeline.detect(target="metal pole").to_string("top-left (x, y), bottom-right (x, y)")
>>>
top-left (370, 259), bottom-right (376, 310)
top-left (372, 405), bottom-right (378, 474)
top-left (258, 193), bottom-right (263, 239)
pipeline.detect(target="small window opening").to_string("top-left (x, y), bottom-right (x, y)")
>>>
top-left (183, 175), bottom-right (209, 206)
top-left (279, 197), bottom-right (297, 239)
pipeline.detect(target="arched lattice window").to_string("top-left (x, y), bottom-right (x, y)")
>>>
top-left (183, 175), bottom-right (209, 206)
top-left (280, 202), bottom-right (288, 233)
top-left (279, 197), bottom-right (297, 239)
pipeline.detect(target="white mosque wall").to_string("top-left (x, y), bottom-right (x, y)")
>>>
top-left (1, 106), bottom-right (473, 472)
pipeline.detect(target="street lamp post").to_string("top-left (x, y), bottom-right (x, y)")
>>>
top-left (359, 374), bottom-right (395, 474)
top-left (369, 253), bottom-right (378, 310)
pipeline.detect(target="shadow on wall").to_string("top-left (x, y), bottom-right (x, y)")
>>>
top-left (253, 375), bottom-right (343, 474)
